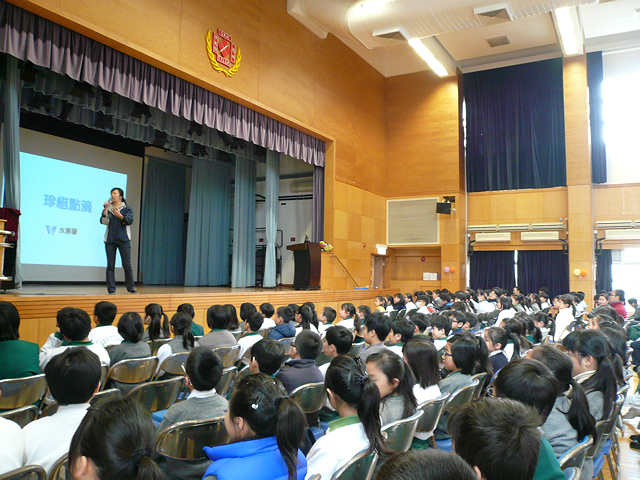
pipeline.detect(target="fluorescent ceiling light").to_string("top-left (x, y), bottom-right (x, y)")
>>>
top-left (553, 7), bottom-right (582, 56)
top-left (408, 37), bottom-right (448, 77)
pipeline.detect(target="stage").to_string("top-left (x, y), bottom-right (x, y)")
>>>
top-left (5, 284), bottom-right (394, 346)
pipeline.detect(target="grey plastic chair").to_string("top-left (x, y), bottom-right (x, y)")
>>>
top-left (155, 416), bottom-right (229, 460)
top-left (0, 374), bottom-right (47, 410)
top-left (212, 345), bottom-right (241, 368)
top-left (290, 382), bottom-right (326, 414)
top-left (0, 405), bottom-right (39, 428)
top-left (0, 465), bottom-right (47, 480)
top-left (381, 408), bottom-right (424, 453)
top-left (126, 376), bottom-right (184, 413)
top-left (331, 448), bottom-right (378, 480)
top-left (41, 388), bottom-right (123, 419)
top-left (154, 352), bottom-right (191, 380)
top-left (558, 436), bottom-right (593, 476)
top-left (215, 366), bottom-right (238, 396)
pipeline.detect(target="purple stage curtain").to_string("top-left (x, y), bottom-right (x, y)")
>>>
top-left (0, 0), bottom-right (324, 167)
top-left (517, 250), bottom-right (569, 298)
top-left (470, 251), bottom-right (516, 291)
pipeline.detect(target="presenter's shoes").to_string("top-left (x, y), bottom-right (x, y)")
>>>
top-left (128, 289), bottom-right (138, 294)
top-left (631, 440), bottom-right (640, 451)
top-left (108, 291), bottom-right (116, 295)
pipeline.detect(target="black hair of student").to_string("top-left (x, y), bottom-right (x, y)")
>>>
top-left (559, 294), bottom-right (577, 318)
top-left (528, 346), bottom-right (596, 442)
top-left (58, 307), bottom-right (92, 341)
top-left (45, 348), bottom-right (101, 405)
top-left (599, 326), bottom-right (628, 369)
top-left (528, 293), bottom-right (542, 308)
top-left (447, 332), bottom-right (490, 376)
top-left (612, 289), bottom-right (626, 302)
top-left (498, 296), bottom-right (514, 311)
top-left (364, 312), bottom-right (392, 341)
top-left (393, 294), bottom-right (406, 307)
top-left (341, 302), bottom-right (357, 318)
top-left (240, 302), bottom-right (257, 321)
top-left (294, 330), bottom-right (323, 360)
top-left (592, 305), bottom-right (619, 323)
top-left (431, 315), bottom-right (451, 335)
top-left (277, 306), bottom-right (295, 324)
top-left (450, 302), bottom-right (466, 312)
top-left (358, 305), bottom-right (372, 317)
top-left (110, 187), bottom-right (126, 204)
top-left (225, 304), bottom-right (240, 330)
top-left (246, 312), bottom-right (265, 332)
top-left (322, 306), bottom-right (337, 324)
top-left (410, 313), bottom-right (429, 333)
top-left (391, 319), bottom-right (415, 343)
top-left (207, 304), bottom-right (233, 330)
top-left (385, 295), bottom-right (394, 307)
top-left (0, 301), bottom-right (20, 341)
top-left (562, 330), bottom-right (619, 419)
top-left (176, 303), bottom-right (195, 318)
top-left (375, 449), bottom-right (477, 480)
top-left (69, 396), bottom-right (164, 480)
top-left (539, 287), bottom-right (549, 295)
top-left (367, 350), bottom-right (417, 418)
top-left (287, 303), bottom-right (299, 312)
top-left (448, 310), bottom-right (466, 324)
top-left (448, 397), bottom-right (542, 480)
top-left (416, 294), bottom-right (429, 304)
top-left (186, 346), bottom-right (223, 391)
top-left (485, 327), bottom-right (509, 350)
top-left (297, 305), bottom-right (315, 330)
top-left (404, 293), bottom-right (413, 303)
top-left (260, 302), bottom-right (275, 319)
top-left (117, 312), bottom-right (144, 343)
top-left (229, 374), bottom-right (305, 480)
top-left (403, 337), bottom-right (440, 389)
top-left (518, 314), bottom-right (542, 344)
top-left (250, 338), bottom-right (285, 375)
top-left (170, 312), bottom-right (195, 350)
top-left (145, 303), bottom-right (170, 341)
top-left (324, 325), bottom-right (353, 354)
top-left (463, 312), bottom-right (478, 329)
top-left (494, 358), bottom-right (559, 421)
top-left (94, 301), bottom-right (117, 326)
top-left (325, 355), bottom-right (391, 455)
top-left (501, 318), bottom-right (529, 357)
top-left (375, 296), bottom-right (386, 306)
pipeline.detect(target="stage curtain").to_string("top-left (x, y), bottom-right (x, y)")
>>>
top-left (312, 166), bottom-right (324, 243)
top-left (2, 54), bottom-right (22, 286)
top-left (596, 249), bottom-right (613, 294)
top-left (517, 250), bottom-right (569, 298)
top-left (464, 58), bottom-right (567, 192)
top-left (263, 150), bottom-right (279, 288)
top-left (470, 251), bottom-right (516, 291)
top-left (184, 157), bottom-right (231, 286)
top-left (587, 52), bottom-right (607, 184)
top-left (140, 157), bottom-right (186, 285)
top-left (232, 156), bottom-right (256, 288)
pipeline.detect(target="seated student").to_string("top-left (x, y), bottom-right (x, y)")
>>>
top-left (335, 303), bottom-right (357, 328)
top-left (447, 311), bottom-right (465, 337)
top-left (501, 317), bottom-right (530, 360)
top-left (374, 296), bottom-right (386, 313)
top-left (483, 327), bottom-right (510, 374)
top-left (295, 305), bottom-right (320, 335)
top-left (69, 397), bottom-right (164, 480)
top-left (449, 397), bottom-right (550, 480)
top-left (387, 319), bottom-right (415, 357)
top-left (227, 304), bottom-right (241, 331)
top-left (416, 295), bottom-right (435, 315)
top-left (141, 303), bottom-right (170, 342)
top-left (88, 301), bottom-right (123, 348)
top-left (238, 312), bottom-right (265, 363)
top-left (239, 303), bottom-right (257, 332)
top-left (358, 312), bottom-right (391, 362)
top-left (318, 307), bottom-right (337, 335)
top-left (375, 449), bottom-right (477, 480)
top-left (357, 305), bottom-right (371, 323)
top-left (203, 374), bottom-right (307, 480)
top-left (462, 312), bottom-right (479, 332)
top-left (366, 350), bottom-right (417, 426)
top-left (519, 314), bottom-right (543, 344)
top-left (268, 306), bottom-right (296, 340)
top-left (408, 313), bottom-right (429, 337)
top-left (533, 312), bottom-right (552, 338)
top-left (24, 348), bottom-right (102, 474)
top-left (259, 303), bottom-right (277, 330)
top-left (40, 307), bottom-right (110, 371)
top-left (156, 312), bottom-right (198, 375)
top-left (497, 296), bottom-right (517, 325)
top-left (0, 400), bottom-right (23, 474)
top-left (177, 303), bottom-right (204, 336)
top-left (385, 295), bottom-right (395, 313)
top-left (0, 301), bottom-right (39, 380)
top-left (430, 315), bottom-right (451, 352)
top-left (320, 326), bottom-right (353, 376)
top-left (249, 338), bottom-right (285, 376)
top-left (106, 312), bottom-right (152, 392)
top-left (305, 355), bottom-right (390, 480)
top-left (404, 293), bottom-right (418, 312)
top-left (157, 347), bottom-right (228, 480)
top-left (198, 305), bottom-right (238, 349)
top-left (276, 330), bottom-right (324, 393)
top-left (403, 338), bottom-right (441, 403)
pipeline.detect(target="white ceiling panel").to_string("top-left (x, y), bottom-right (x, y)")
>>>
top-left (580, 0), bottom-right (640, 38)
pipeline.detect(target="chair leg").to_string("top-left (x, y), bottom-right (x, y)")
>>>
top-left (606, 453), bottom-right (617, 480)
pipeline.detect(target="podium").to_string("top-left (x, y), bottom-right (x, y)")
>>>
top-left (287, 241), bottom-right (321, 290)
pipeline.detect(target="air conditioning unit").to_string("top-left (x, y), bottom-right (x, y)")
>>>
top-left (596, 220), bottom-right (634, 230)
top-left (468, 225), bottom-right (499, 233)
top-left (290, 180), bottom-right (313, 193)
top-left (530, 222), bottom-right (565, 231)
top-left (498, 223), bottom-right (530, 232)
top-left (521, 231), bottom-right (560, 242)
top-left (605, 229), bottom-right (640, 240)
top-left (475, 232), bottom-right (511, 242)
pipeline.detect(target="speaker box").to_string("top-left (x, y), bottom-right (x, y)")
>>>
top-left (436, 202), bottom-right (452, 214)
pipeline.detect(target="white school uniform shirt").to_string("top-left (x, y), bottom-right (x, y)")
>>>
top-left (259, 317), bottom-right (276, 330)
top-left (554, 308), bottom-right (574, 341)
top-left (476, 300), bottom-right (496, 314)
top-left (0, 417), bottom-right (23, 475)
top-left (39, 333), bottom-right (111, 371)
top-left (405, 302), bottom-right (418, 312)
top-left (387, 344), bottom-right (404, 357)
top-left (413, 384), bottom-right (442, 439)
top-left (337, 318), bottom-right (355, 330)
top-left (237, 332), bottom-right (263, 363)
top-left (497, 308), bottom-right (515, 325)
top-left (295, 323), bottom-right (320, 336)
top-left (88, 324), bottom-right (123, 348)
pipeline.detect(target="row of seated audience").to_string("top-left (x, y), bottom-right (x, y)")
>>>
top-left (0, 287), bottom-right (632, 480)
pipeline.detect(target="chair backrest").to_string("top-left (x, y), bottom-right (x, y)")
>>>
top-left (0, 374), bottom-right (47, 410)
top-left (229, 365), bottom-right (251, 392)
top-left (0, 405), bottom-right (39, 428)
top-left (444, 380), bottom-right (478, 413)
top-left (106, 357), bottom-right (159, 384)
top-left (0, 465), bottom-right (47, 480)
top-left (155, 352), bottom-right (191, 379)
top-left (91, 388), bottom-right (123, 405)
top-left (558, 436), bottom-right (593, 472)
top-left (307, 475), bottom-right (321, 480)
top-left (99, 365), bottom-right (109, 391)
top-left (349, 342), bottom-right (366, 356)
top-left (470, 372), bottom-right (487, 398)
top-left (278, 337), bottom-right (294, 355)
top-left (126, 376), bottom-right (184, 413)
top-left (48, 453), bottom-right (69, 480)
top-left (215, 366), bottom-right (238, 396)
top-left (331, 449), bottom-right (378, 480)
top-left (290, 382), bottom-right (326, 414)
top-left (415, 392), bottom-right (450, 436)
top-left (147, 338), bottom-right (171, 356)
top-left (230, 329), bottom-right (243, 340)
top-left (563, 466), bottom-right (579, 480)
top-left (586, 419), bottom-right (609, 458)
top-left (212, 345), bottom-right (241, 368)
top-left (259, 328), bottom-right (272, 338)
top-left (381, 409), bottom-right (424, 453)
top-left (617, 383), bottom-right (630, 398)
top-left (155, 416), bottom-right (229, 460)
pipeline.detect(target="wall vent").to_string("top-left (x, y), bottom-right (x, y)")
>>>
top-left (605, 229), bottom-right (640, 241)
top-left (474, 3), bottom-right (513, 26)
top-left (521, 231), bottom-right (560, 242)
top-left (387, 198), bottom-right (438, 245)
top-left (475, 232), bottom-right (511, 242)
top-left (487, 35), bottom-right (510, 47)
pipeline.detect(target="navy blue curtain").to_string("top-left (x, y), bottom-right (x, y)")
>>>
top-left (587, 52), bottom-right (607, 184)
top-left (596, 249), bottom-right (613, 294)
top-left (517, 250), bottom-right (569, 297)
top-left (470, 251), bottom-right (516, 290)
top-left (465, 58), bottom-right (567, 192)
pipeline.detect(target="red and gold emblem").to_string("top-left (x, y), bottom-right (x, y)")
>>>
top-left (205, 29), bottom-right (241, 77)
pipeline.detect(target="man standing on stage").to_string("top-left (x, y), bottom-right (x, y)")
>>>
top-left (101, 188), bottom-right (137, 294)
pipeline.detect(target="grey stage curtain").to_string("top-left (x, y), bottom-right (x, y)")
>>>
top-left (263, 150), bottom-right (279, 288)
top-left (184, 157), bottom-right (231, 286)
top-left (312, 166), bottom-right (324, 243)
top-left (2, 54), bottom-right (21, 286)
top-left (140, 157), bottom-right (186, 285)
top-left (0, 0), bottom-right (325, 167)
top-left (232, 156), bottom-right (256, 288)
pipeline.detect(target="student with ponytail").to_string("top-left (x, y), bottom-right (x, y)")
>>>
top-left (141, 303), bottom-right (170, 342)
top-left (203, 374), bottom-right (307, 480)
top-left (336, 303), bottom-right (357, 328)
top-left (555, 294), bottom-right (577, 341)
top-left (502, 318), bottom-right (530, 360)
top-left (483, 327), bottom-right (510, 373)
top-left (69, 397), bottom-right (165, 480)
top-left (305, 355), bottom-right (390, 480)
top-left (156, 312), bottom-right (198, 376)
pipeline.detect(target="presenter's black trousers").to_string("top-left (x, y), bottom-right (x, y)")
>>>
top-left (105, 240), bottom-right (135, 293)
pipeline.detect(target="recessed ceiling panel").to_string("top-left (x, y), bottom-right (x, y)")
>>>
top-left (580, 0), bottom-right (640, 39)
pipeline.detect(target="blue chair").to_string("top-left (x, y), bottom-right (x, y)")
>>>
top-left (564, 466), bottom-right (578, 480)
top-left (558, 436), bottom-right (593, 477)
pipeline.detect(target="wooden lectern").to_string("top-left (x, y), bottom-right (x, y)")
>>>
top-left (287, 241), bottom-right (321, 290)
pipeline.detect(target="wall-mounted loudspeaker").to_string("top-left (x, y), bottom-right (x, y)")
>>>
top-left (436, 202), bottom-right (452, 214)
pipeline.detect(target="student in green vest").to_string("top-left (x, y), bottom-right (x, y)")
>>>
top-left (0, 301), bottom-right (39, 380)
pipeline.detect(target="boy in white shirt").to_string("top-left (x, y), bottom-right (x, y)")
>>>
top-left (259, 303), bottom-right (277, 330)
top-left (237, 312), bottom-right (264, 363)
top-left (319, 325), bottom-right (353, 377)
top-left (430, 315), bottom-right (451, 352)
top-left (318, 307), bottom-right (337, 335)
top-left (88, 301), bottom-right (122, 348)
top-left (387, 318), bottom-right (416, 357)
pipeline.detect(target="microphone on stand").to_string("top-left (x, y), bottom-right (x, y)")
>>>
top-left (304, 235), bottom-right (310, 242)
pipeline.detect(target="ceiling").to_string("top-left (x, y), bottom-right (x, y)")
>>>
top-left (288, 0), bottom-right (640, 77)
